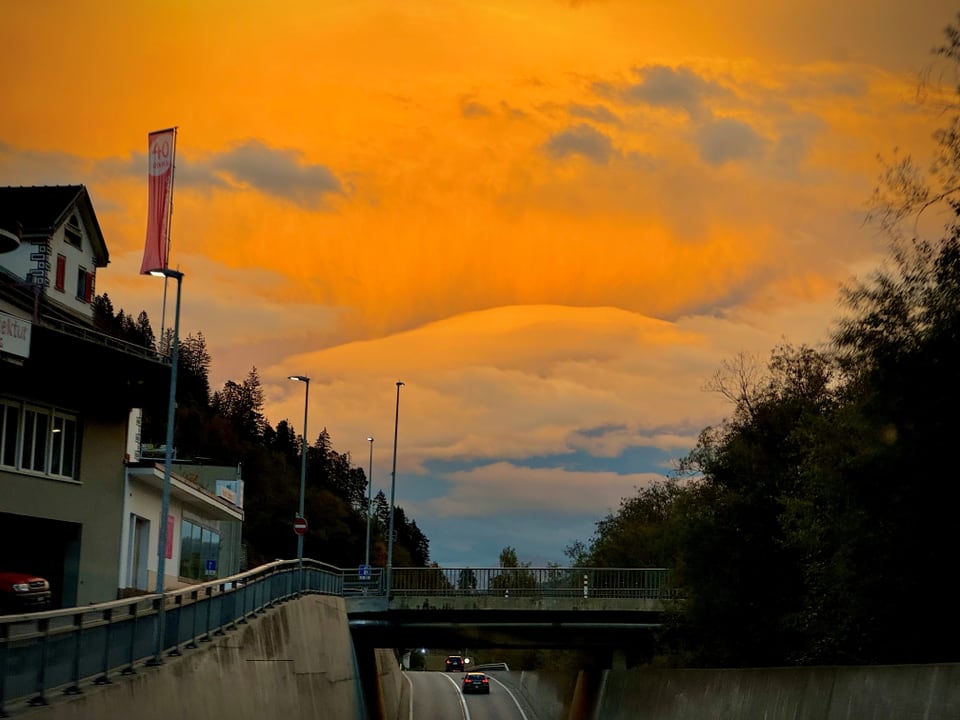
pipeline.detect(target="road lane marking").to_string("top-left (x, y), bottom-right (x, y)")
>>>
top-left (440, 672), bottom-right (471, 720)
top-left (488, 675), bottom-right (530, 720)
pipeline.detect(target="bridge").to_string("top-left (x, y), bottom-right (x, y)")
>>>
top-left (0, 560), bottom-right (676, 714)
top-left (345, 565), bottom-right (672, 649)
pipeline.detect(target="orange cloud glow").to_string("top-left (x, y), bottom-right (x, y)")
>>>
top-left (1, 0), bottom-right (953, 565)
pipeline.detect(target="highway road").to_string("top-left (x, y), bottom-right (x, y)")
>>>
top-left (406, 671), bottom-right (532, 720)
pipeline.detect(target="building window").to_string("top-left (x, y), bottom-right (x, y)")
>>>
top-left (1, 403), bottom-right (20, 467)
top-left (0, 399), bottom-right (79, 480)
top-left (75, 268), bottom-right (94, 303)
top-left (65, 216), bottom-right (82, 249)
top-left (179, 519), bottom-right (220, 581)
top-left (55, 255), bottom-right (66, 292)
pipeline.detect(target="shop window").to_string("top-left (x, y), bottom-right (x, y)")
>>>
top-left (179, 519), bottom-right (220, 581)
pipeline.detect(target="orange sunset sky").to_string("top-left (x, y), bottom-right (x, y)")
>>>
top-left (1, 0), bottom-right (955, 565)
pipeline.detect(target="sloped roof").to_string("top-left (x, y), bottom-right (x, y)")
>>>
top-left (0, 185), bottom-right (109, 266)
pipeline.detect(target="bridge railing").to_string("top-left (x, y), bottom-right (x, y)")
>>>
top-left (0, 559), bottom-right (343, 714)
top-left (0, 563), bottom-right (672, 713)
top-left (387, 567), bottom-right (676, 599)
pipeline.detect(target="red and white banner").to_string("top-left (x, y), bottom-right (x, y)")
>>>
top-left (140, 128), bottom-right (176, 275)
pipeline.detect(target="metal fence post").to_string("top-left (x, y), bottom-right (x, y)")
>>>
top-left (64, 612), bottom-right (84, 695)
top-left (94, 607), bottom-right (113, 686)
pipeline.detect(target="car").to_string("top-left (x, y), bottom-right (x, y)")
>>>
top-left (0, 571), bottom-right (52, 614)
top-left (462, 672), bottom-right (490, 694)
top-left (444, 655), bottom-right (464, 672)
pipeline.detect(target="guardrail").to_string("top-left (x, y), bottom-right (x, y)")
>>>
top-left (0, 564), bottom-right (672, 715)
top-left (0, 559), bottom-right (347, 715)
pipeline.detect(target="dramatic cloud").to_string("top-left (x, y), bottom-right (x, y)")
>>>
top-left (569, 103), bottom-right (620, 124)
top-left (603, 64), bottom-right (732, 119)
top-left (0, 0), bottom-right (944, 566)
top-left (544, 124), bottom-right (617, 163)
top-left (210, 140), bottom-right (343, 208)
top-left (697, 117), bottom-right (766, 165)
top-left (461, 96), bottom-right (493, 118)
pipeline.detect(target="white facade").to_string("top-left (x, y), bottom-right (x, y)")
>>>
top-left (120, 464), bottom-right (244, 593)
top-left (3, 215), bottom-right (100, 321)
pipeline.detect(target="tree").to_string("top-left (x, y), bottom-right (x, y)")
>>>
top-left (457, 568), bottom-right (478, 590)
top-left (212, 367), bottom-right (267, 444)
top-left (491, 546), bottom-right (536, 591)
top-left (178, 332), bottom-right (211, 409)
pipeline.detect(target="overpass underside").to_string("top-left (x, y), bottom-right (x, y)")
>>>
top-left (348, 607), bottom-right (664, 649)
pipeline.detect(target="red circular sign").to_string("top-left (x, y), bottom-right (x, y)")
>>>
top-left (293, 517), bottom-right (308, 535)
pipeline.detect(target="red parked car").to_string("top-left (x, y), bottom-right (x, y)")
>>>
top-left (0, 571), bottom-right (52, 614)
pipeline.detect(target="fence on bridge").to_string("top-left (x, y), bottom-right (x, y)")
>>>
top-left (0, 563), bottom-right (672, 714)
top-left (385, 567), bottom-right (672, 599)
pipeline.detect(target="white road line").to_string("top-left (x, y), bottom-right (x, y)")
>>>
top-left (404, 671), bottom-right (414, 720)
top-left (488, 675), bottom-right (530, 720)
top-left (440, 672), bottom-right (471, 720)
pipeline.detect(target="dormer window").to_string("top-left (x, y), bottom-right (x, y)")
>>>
top-left (64, 215), bottom-right (82, 249)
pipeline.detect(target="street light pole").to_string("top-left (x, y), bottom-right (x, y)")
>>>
top-left (150, 268), bottom-right (183, 664)
top-left (289, 375), bottom-right (310, 577)
top-left (385, 381), bottom-right (404, 599)
top-left (364, 436), bottom-right (374, 571)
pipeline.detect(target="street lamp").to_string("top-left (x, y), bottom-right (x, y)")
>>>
top-left (364, 436), bottom-right (374, 572)
top-left (385, 381), bottom-right (404, 599)
top-left (149, 267), bottom-right (183, 664)
top-left (289, 375), bottom-right (310, 574)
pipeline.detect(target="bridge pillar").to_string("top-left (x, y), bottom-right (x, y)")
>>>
top-left (611, 648), bottom-right (627, 671)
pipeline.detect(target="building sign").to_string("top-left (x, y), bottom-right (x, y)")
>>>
top-left (216, 479), bottom-right (244, 509)
top-left (166, 514), bottom-right (175, 559)
top-left (0, 310), bottom-right (31, 359)
top-left (126, 408), bottom-right (143, 462)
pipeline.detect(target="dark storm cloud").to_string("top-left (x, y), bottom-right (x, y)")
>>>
top-left (568, 103), bottom-right (621, 124)
top-left (212, 139), bottom-right (343, 208)
top-left (696, 117), bottom-right (765, 165)
top-left (544, 124), bottom-right (616, 163)
top-left (596, 64), bottom-right (731, 119)
top-left (461, 96), bottom-right (493, 118)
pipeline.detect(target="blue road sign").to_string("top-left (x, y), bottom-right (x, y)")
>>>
top-left (358, 564), bottom-right (371, 579)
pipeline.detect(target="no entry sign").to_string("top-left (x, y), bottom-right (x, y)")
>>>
top-left (294, 516), bottom-right (308, 535)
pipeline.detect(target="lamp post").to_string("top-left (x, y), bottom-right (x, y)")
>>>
top-left (150, 268), bottom-right (183, 664)
top-left (288, 375), bottom-right (310, 576)
top-left (385, 381), bottom-right (404, 599)
top-left (364, 436), bottom-right (374, 572)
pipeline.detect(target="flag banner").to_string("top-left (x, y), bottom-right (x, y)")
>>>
top-left (140, 128), bottom-right (176, 274)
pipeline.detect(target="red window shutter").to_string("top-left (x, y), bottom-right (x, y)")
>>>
top-left (55, 255), bottom-right (66, 291)
top-left (84, 272), bottom-right (94, 303)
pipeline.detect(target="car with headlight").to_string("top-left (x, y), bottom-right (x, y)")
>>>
top-left (462, 672), bottom-right (490, 694)
top-left (0, 571), bottom-right (52, 613)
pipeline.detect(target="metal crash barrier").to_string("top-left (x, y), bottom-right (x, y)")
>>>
top-left (0, 563), bottom-right (671, 715)
top-left (0, 559), bottom-right (351, 715)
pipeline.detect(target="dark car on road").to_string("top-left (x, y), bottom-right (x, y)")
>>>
top-left (445, 655), bottom-right (464, 672)
top-left (462, 672), bottom-right (490, 694)
top-left (0, 571), bottom-right (52, 614)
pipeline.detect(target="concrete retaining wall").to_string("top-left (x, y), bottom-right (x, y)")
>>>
top-left (6, 594), bottom-right (405, 720)
top-left (510, 664), bottom-right (960, 719)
